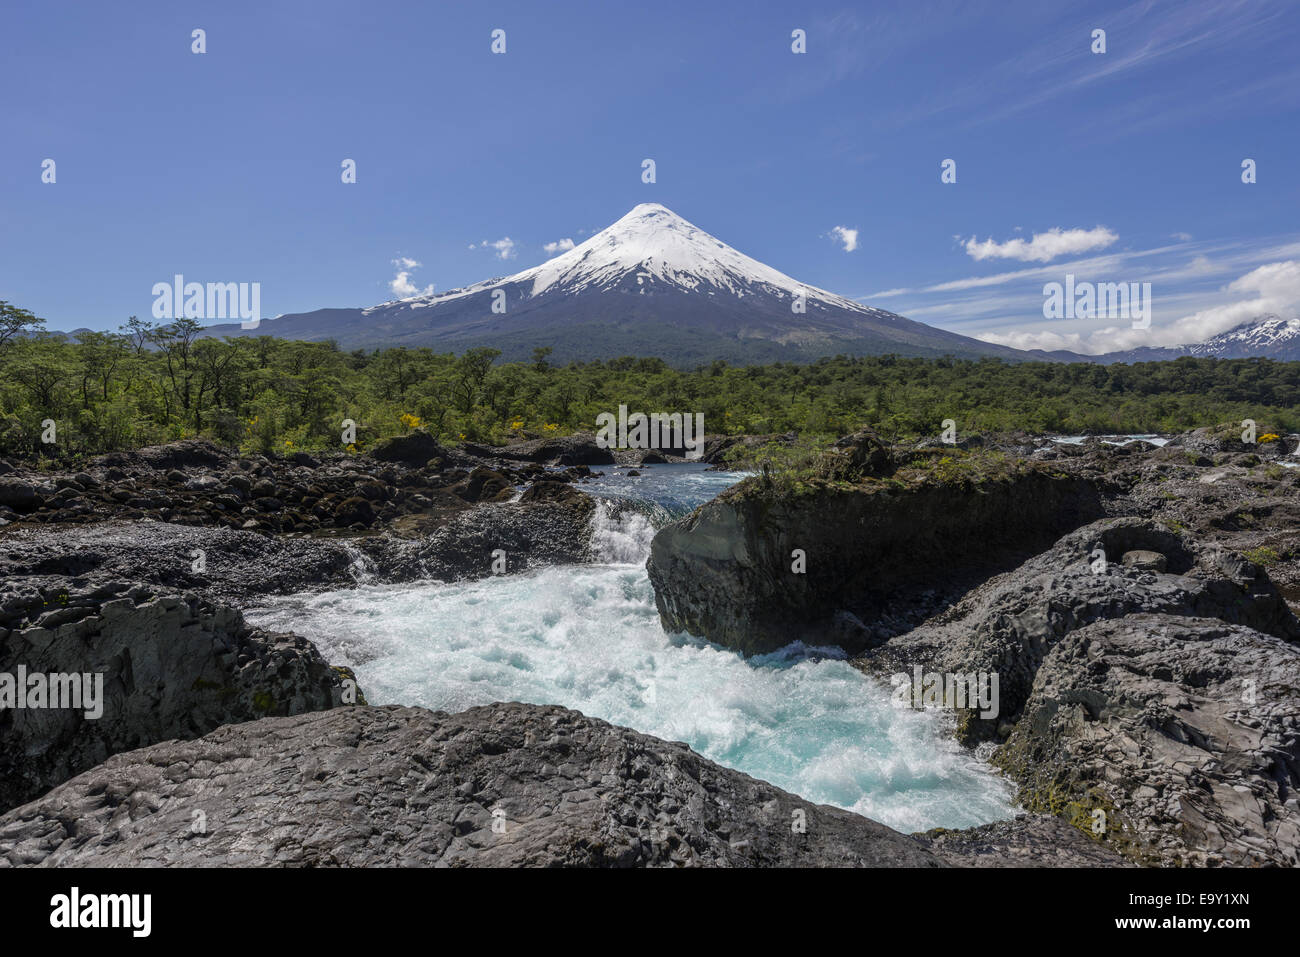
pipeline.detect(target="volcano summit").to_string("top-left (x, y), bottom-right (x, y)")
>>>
top-left (207, 204), bottom-right (1030, 364)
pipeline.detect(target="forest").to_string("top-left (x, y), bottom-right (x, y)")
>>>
top-left (1, 300), bottom-right (1298, 460)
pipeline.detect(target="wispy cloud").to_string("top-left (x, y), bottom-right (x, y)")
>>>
top-left (963, 226), bottom-right (1118, 263)
top-left (863, 232), bottom-right (1300, 355)
top-left (470, 237), bottom-right (517, 260)
top-left (543, 238), bottom-right (575, 254)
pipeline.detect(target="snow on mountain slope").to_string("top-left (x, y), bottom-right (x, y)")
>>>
top-left (205, 203), bottom-right (1033, 363)
top-left (1186, 315), bottom-right (1300, 356)
top-left (365, 203), bottom-right (890, 318)
top-left (1095, 315), bottom-right (1300, 363)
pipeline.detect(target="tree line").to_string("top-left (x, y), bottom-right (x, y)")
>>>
top-left (1, 300), bottom-right (1297, 460)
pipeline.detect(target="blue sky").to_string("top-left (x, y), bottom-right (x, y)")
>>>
top-left (2, 0), bottom-right (1297, 354)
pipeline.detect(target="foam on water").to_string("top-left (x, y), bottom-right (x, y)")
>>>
top-left (248, 464), bottom-right (1016, 833)
top-left (1051, 433), bottom-right (1168, 446)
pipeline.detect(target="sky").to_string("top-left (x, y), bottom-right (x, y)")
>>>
top-left (2, 0), bottom-right (1297, 354)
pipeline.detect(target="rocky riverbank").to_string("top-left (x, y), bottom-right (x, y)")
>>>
top-left (647, 426), bottom-right (1300, 866)
top-left (2, 426), bottom-right (1297, 867)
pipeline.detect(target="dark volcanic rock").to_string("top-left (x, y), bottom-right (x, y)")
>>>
top-left (495, 432), bottom-right (616, 466)
top-left (647, 461), bottom-right (1106, 655)
top-left (333, 495), bottom-right (375, 527)
top-left (0, 703), bottom-right (942, 868)
top-left (828, 428), bottom-right (894, 479)
top-left (923, 815), bottom-right (1132, 867)
top-left (861, 517), bottom-right (1299, 741)
top-left (361, 496), bottom-right (596, 581)
top-left (449, 466), bottom-right (514, 503)
top-left (0, 579), bottom-right (353, 813)
top-left (119, 438), bottom-right (231, 472)
top-left (518, 480), bottom-right (588, 505)
top-left (994, 614), bottom-right (1300, 866)
top-left (366, 430), bottom-right (448, 468)
top-left (0, 480), bottom-right (43, 512)
top-left (0, 520), bottom-right (360, 606)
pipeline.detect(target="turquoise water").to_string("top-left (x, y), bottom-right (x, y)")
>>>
top-left (248, 463), bottom-right (1015, 832)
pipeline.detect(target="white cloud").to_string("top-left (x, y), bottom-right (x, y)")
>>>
top-left (543, 238), bottom-right (576, 254)
top-left (1171, 232), bottom-right (1194, 241)
top-left (978, 259), bottom-right (1300, 354)
top-left (478, 237), bottom-right (517, 260)
top-left (389, 257), bottom-right (433, 299)
top-left (829, 225), bottom-right (858, 252)
top-left (963, 226), bottom-right (1118, 263)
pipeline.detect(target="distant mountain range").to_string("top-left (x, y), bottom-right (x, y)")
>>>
top-left (53, 203), bottom-right (1300, 369)
top-left (1084, 315), bottom-right (1300, 364)
top-left (204, 203), bottom-right (1034, 365)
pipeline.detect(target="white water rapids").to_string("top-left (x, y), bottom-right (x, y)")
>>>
top-left (247, 464), bottom-right (1015, 833)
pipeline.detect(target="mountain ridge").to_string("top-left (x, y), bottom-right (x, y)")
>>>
top-left (204, 203), bottom-right (1036, 365)
top-left (1088, 315), bottom-right (1300, 364)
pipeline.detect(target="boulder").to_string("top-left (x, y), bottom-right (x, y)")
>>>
top-left (0, 703), bottom-right (942, 867)
top-left (647, 462), bottom-right (1105, 655)
top-left (862, 517), bottom-right (1300, 742)
top-left (1121, 548), bottom-right (1167, 572)
top-left (496, 432), bottom-right (616, 466)
top-left (995, 614), bottom-right (1300, 866)
top-left (366, 430), bottom-right (447, 468)
top-left (450, 466), bottom-right (514, 503)
top-left (334, 496), bottom-right (375, 526)
top-left (829, 428), bottom-right (893, 479)
top-left (0, 480), bottom-right (42, 512)
top-left (518, 480), bottom-right (587, 505)
top-left (0, 579), bottom-right (353, 813)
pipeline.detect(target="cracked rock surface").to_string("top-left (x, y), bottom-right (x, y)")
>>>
top-left (0, 703), bottom-right (943, 868)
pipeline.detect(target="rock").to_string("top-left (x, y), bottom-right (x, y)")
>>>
top-left (860, 517), bottom-right (1299, 743)
top-left (1165, 424), bottom-right (1256, 457)
top-left (115, 439), bottom-right (231, 472)
top-left (367, 430), bottom-right (448, 468)
top-left (518, 480), bottom-right (587, 505)
top-left (0, 520), bottom-right (360, 606)
top-left (449, 467), bottom-right (514, 503)
top-left (334, 496), bottom-right (375, 526)
top-left (1121, 549), bottom-right (1167, 571)
top-left (369, 496), bottom-right (595, 580)
top-left (0, 480), bottom-right (42, 512)
top-left (923, 815), bottom-right (1132, 867)
top-left (0, 580), bottom-right (352, 813)
top-left (0, 703), bottom-right (943, 867)
top-left (496, 432), bottom-right (616, 466)
top-left (647, 461), bottom-right (1105, 655)
top-left (994, 614), bottom-right (1300, 866)
top-left (829, 428), bottom-right (893, 479)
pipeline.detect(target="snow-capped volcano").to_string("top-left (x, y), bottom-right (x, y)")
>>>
top-left (206, 203), bottom-right (1031, 364)
top-left (491, 203), bottom-right (870, 308)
